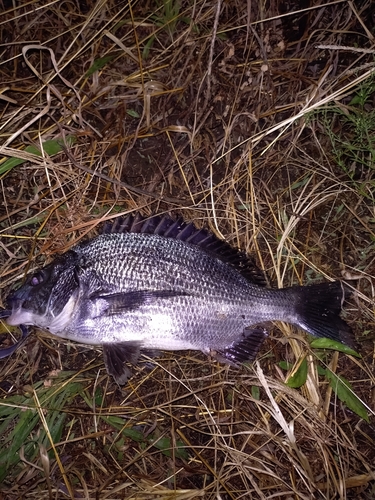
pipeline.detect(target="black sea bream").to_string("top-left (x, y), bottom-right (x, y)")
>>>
top-left (4, 214), bottom-right (354, 384)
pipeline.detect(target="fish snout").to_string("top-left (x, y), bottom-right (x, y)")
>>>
top-left (6, 288), bottom-right (33, 325)
top-left (7, 292), bottom-right (25, 314)
top-left (6, 308), bottom-right (24, 326)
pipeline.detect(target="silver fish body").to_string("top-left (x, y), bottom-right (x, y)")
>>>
top-left (5, 216), bottom-right (354, 383)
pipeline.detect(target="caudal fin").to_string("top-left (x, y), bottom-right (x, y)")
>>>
top-left (293, 281), bottom-right (355, 348)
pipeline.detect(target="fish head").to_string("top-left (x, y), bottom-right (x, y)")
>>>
top-left (7, 250), bottom-right (80, 332)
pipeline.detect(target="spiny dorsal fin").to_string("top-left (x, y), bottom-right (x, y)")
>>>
top-left (103, 214), bottom-right (268, 287)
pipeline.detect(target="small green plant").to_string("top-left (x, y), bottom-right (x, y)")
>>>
top-left (311, 76), bottom-right (375, 197)
top-left (0, 372), bottom-right (84, 483)
top-left (143, 0), bottom-right (194, 58)
top-left (101, 415), bottom-right (189, 460)
top-left (279, 339), bottom-right (368, 421)
top-left (0, 135), bottom-right (76, 175)
top-left (155, 0), bottom-right (181, 35)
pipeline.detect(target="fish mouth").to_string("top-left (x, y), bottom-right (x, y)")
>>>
top-left (6, 295), bottom-right (30, 325)
top-left (7, 307), bottom-right (37, 326)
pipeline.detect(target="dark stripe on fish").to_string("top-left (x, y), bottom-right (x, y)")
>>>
top-left (89, 290), bottom-right (191, 316)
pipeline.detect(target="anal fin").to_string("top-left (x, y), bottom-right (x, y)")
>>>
top-left (213, 327), bottom-right (267, 365)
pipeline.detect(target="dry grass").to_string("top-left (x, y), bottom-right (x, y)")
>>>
top-left (1, 0), bottom-right (375, 498)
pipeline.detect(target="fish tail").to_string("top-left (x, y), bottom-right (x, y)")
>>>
top-left (292, 281), bottom-right (355, 347)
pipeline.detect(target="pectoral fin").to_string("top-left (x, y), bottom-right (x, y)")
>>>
top-left (90, 290), bottom-right (188, 316)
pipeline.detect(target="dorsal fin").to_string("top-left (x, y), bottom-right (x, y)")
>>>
top-left (102, 214), bottom-right (268, 286)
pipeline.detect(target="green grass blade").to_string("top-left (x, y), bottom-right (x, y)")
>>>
top-left (325, 371), bottom-right (369, 422)
top-left (310, 338), bottom-right (361, 357)
top-left (0, 135), bottom-right (76, 175)
top-left (85, 54), bottom-right (117, 77)
top-left (147, 435), bottom-right (189, 460)
top-left (286, 357), bottom-right (308, 388)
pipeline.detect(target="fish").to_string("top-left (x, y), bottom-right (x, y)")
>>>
top-left (3, 213), bottom-right (354, 384)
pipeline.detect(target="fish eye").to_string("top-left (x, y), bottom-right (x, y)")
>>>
top-left (30, 271), bottom-right (44, 286)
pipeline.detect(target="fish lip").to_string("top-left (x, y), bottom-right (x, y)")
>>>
top-left (0, 309), bottom-right (11, 319)
top-left (7, 307), bottom-right (37, 326)
top-left (7, 308), bottom-right (25, 326)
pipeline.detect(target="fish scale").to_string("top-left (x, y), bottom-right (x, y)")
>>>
top-left (80, 234), bottom-right (249, 295)
top-left (3, 214), bottom-right (355, 385)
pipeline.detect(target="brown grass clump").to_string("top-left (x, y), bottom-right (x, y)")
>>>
top-left (1, 0), bottom-right (375, 498)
